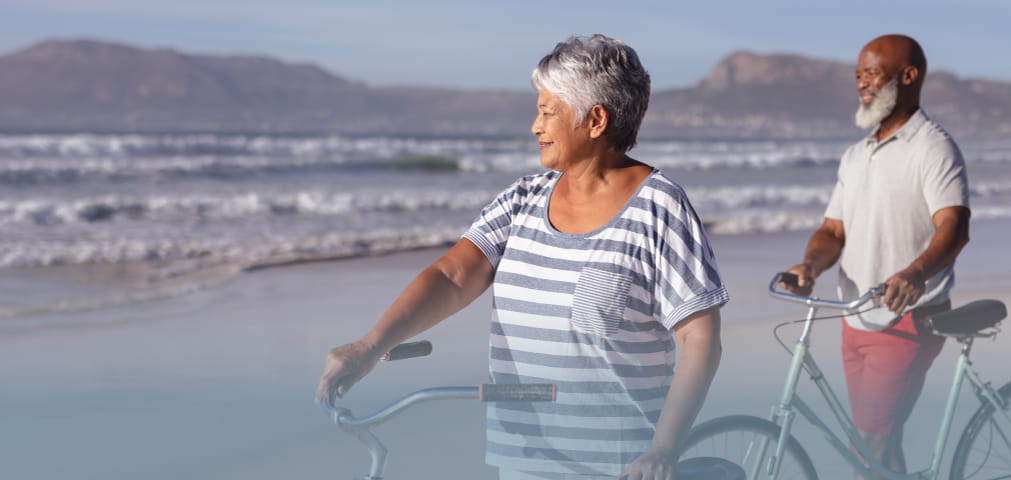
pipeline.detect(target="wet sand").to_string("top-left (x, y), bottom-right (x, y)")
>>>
top-left (2, 220), bottom-right (1009, 479)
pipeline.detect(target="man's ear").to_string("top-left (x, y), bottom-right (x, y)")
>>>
top-left (587, 104), bottom-right (609, 139)
top-left (901, 65), bottom-right (919, 86)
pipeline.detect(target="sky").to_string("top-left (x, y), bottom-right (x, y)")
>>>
top-left (1, 0), bottom-right (1009, 91)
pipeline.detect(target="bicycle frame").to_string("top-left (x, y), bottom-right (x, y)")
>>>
top-left (759, 275), bottom-right (1011, 480)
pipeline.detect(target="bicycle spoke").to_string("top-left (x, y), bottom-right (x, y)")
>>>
top-left (683, 416), bottom-right (817, 480)
top-left (952, 383), bottom-right (1011, 480)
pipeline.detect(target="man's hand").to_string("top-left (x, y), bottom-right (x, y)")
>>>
top-left (878, 206), bottom-right (969, 314)
top-left (780, 217), bottom-right (845, 297)
top-left (882, 267), bottom-right (926, 314)
top-left (314, 340), bottom-right (384, 406)
top-left (618, 449), bottom-right (677, 480)
top-left (782, 264), bottom-right (816, 296)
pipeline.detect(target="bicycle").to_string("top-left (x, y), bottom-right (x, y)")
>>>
top-left (679, 273), bottom-right (1009, 480)
top-left (325, 341), bottom-right (747, 480)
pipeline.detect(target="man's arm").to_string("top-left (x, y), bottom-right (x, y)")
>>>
top-left (619, 306), bottom-right (722, 480)
top-left (314, 238), bottom-right (494, 404)
top-left (882, 206), bottom-right (970, 313)
top-left (783, 217), bottom-right (846, 296)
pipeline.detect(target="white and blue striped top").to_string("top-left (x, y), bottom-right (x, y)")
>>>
top-left (462, 169), bottom-right (729, 475)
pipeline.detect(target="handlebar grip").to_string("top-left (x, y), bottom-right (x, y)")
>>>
top-left (779, 272), bottom-right (800, 288)
top-left (384, 340), bottom-right (433, 361)
top-left (479, 384), bottom-right (557, 402)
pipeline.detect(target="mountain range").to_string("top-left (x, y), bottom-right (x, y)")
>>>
top-left (1, 39), bottom-right (1009, 139)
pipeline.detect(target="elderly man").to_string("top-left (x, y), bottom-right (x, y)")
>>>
top-left (783, 34), bottom-right (971, 478)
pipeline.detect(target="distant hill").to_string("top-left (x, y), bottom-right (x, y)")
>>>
top-left (0, 39), bottom-right (534, 136)
top-left (1, 39), bottom-right (1009, 139)
top-left (647, 51), bottom-right (1011, 138)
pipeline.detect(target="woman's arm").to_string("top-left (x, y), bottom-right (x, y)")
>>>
top-left (619, 305), bottom-right (722, 480)
top-left (314, 238), bottom-right (494, 404)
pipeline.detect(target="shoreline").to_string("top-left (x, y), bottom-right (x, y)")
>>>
top-left (4, 216), bottom-right (1008, 325)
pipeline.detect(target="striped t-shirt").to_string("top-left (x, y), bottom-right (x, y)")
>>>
top-left (463, 169), bottom-right (729, 475)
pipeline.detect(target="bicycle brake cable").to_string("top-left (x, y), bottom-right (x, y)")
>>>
top-left (771, 306), bottom-right (883, 355)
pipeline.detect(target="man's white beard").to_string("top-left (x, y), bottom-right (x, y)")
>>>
top-left (855, 77), bottom-right (899, 129)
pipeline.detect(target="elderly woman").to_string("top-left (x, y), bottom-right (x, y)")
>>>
top-left (316, 34), bottom-right (729, 480)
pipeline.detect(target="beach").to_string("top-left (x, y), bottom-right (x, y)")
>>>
top-left (2, 219), bottom-right (1010, 480)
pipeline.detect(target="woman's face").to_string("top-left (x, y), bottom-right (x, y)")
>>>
top-left (531, 90), bottom-right (591, 171)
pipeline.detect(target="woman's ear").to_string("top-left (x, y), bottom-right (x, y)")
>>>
top-left (587, 104), bottom-right (609, 139)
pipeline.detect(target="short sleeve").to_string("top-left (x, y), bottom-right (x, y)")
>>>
top-left (824, 180), bottom-right (844, 220)
top-left (921, 140), bottom-right (970, 215)
top-left (824, 150), bottom-right (849, 220)
top-left (651, 181), bottom-right (730, 330)
top-left (462, 179), bottom-right (525, 268)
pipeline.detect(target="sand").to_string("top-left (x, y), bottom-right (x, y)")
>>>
top-left (2, 220), bottom-right (1009, 480)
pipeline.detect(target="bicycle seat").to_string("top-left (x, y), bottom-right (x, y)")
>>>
top-left (926, 299), bottom-right (1006, 336)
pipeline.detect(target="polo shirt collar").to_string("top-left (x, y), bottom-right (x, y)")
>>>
top-left (864, 108), bottom-right (929, 147)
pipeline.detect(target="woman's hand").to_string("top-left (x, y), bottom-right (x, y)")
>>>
top-left (314, 340), bottom-right (384, 406)
top-left (618, 449), bottom-right (677, 480)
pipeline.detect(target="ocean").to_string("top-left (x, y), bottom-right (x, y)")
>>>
top-left (2, 132), bottom-right (1010, 318)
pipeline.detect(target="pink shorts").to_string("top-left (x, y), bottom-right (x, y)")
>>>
top-left (841, 302), bottom-right (949, 435)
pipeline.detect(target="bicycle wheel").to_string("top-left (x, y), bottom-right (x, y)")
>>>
top-left (950, 381), bottom-right (1011, 480)
top-left (682, 415), bottom-right (818, 480)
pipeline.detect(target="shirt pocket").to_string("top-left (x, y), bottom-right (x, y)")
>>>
top-left (570, 267), bottom-right (632, 337)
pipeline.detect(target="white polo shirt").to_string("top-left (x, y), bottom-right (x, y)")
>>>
top-left (825, 109), bottom-right (970, 330)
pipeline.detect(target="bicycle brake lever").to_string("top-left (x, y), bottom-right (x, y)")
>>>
top-left (329, 406), bottom-right (352, 424)
top-left (870, 284), bottom-right (887, 297)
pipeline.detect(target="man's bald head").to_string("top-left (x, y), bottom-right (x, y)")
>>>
top-left (854, 34), bottom-right (928, 131)
top-left (860, 34), bottom-right (927, 91)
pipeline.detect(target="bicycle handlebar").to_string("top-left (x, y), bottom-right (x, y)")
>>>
top-left (382, 340), bottom-right (432, 361)
top-left (768, 272), bottom-right (885, 310)
top-left (480, 383), bottom-right (557, 402)
top-left (331, 384), bottom-right (557, 428)
top-left (331, 386), bottom-right (478, 427)
top-left (331, 340), bottom-right (557, 427)
top-left (327, 340), bottom-right (558, 480)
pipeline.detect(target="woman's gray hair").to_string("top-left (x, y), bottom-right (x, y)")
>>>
top-left (531, 34), bottom-right (651, 152)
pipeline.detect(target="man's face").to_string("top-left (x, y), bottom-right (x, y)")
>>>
top-left (856, 48), bottom-right (894, 105)
top-left (854, 47), bottom-right (900, 129)
top-left (855, 76), bottom-right (898, 129)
